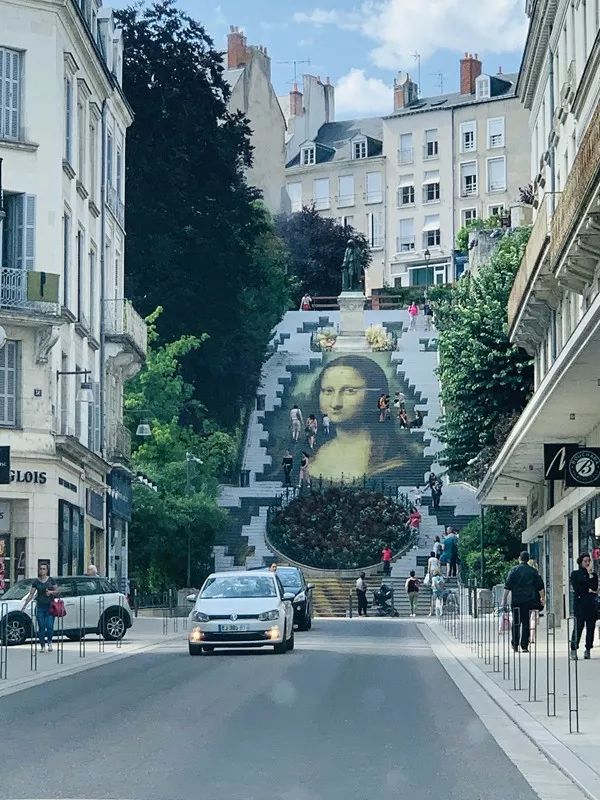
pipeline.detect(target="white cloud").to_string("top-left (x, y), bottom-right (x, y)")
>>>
top-left (295, 0), bottom-right (527, 68)
top-left (335, 68), bottom-right (392, 116)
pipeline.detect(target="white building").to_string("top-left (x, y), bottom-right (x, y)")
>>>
top-left (477, 0), bottom-right (600, 622)
top-left (0, 0), bottom-right (146, 590)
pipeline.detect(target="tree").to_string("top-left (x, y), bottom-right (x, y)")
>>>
top-left (455, 214), bottom-right (502, 252)
top-left (116, 2), bottom-right (289, 426)
top-left (458, 507), bottom-right (526, 588)
top-left (435, 228), bottom-right (534, 475)
top-left (276, 207), bottom-right (371, 302)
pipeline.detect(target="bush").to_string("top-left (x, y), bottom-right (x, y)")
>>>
top-left (268, 487), bottom-right (410, 569)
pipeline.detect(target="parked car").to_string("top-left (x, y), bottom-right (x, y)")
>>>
top-left (260, 566), bottom-right (314, 631)
top-left (0, 576), bottom-right (133, 645)
top-left (186, 570), bottom-right (295, 655)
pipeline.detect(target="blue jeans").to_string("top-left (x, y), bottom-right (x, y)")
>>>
top-left (36, 607), bottom-right (55, 647)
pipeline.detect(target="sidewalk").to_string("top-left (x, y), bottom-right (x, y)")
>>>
top-left (0, 615), bottom-right (185, 698)
top-left (424, 612), bottom-right (600, 800)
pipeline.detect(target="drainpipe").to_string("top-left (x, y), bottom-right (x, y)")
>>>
top-left (450, 108), bottom-right (456, 282)
top-left (100, 99), bottom-right (109, 577)
top-left (548, 40), bottom-right (556, 210)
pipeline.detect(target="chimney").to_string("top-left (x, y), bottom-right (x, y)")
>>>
top-left (394, 72), bottom-right (418, 111)
top-left (227, 25), bottom-right (248, 69)
top-left (289, 82), bottom-right (303, 117)
top-left (460, 52), bottom-right (482, 95)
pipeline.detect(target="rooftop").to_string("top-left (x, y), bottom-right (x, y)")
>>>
top-left (286, 117), bottom-right (383, 167)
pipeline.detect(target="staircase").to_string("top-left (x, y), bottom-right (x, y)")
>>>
top-left (309, 575), bottom-right (435, 617)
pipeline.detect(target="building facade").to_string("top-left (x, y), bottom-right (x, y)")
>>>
top-left (0, 0), bottom-right (146, 591)
top-left (477, 0), bottom-right (600, 622)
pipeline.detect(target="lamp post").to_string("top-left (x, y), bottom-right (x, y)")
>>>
top-left (185, 451), bottom-right (203, 587)
top-left (423, 247), bottom-right (431, 300)
top-left (56, 369), bottom-right (94, 404)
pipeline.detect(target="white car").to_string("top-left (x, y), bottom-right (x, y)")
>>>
top-left (187, 570), bottom-right (295, 655)
top-left (0, 575), bottom-right (132, 645)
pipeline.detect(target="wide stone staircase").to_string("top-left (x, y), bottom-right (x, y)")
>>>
top-left (309, 575), bottom-right (438, 617)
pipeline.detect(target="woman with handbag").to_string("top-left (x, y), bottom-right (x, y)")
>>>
top-left (21, 563), bottom-right (58, 653)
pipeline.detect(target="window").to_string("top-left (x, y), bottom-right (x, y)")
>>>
top-left (424, 129), bottom-right (439, 159)
top-left (462, 208), bottom-right (477, 225)
top-left (397, 180), bottom-right (415, 207)
top-left (365, 172), bottom-right (382, 204)
top-left (287, 182), bottom-right (302, 213)
top-left (460, 161), bottom-right (477, 196)
top-left (366, 212), bottom-right (383, 248)
top-left (63, 210), bottom-right (71, 307)
top-left (116, 145), bottom-right (123, 200)
top-left (487, 156), bottom-right (506, 192)
top-left (335, 215), bottom-right (354, 228)
top-left (398, 133), bottom-right (413, 164)
top-left (476, 75), bottom-right (490, 99)
top-left (0, 47), bottom-right (21, 140)
top-left (488, 204), bottom-right (505, 218)
top-left (487, 117), bottom-right (505, 148)
top-left (423, 215), bottom-right (441, 248)
top-left (106, 129), bottom-right (113, 188)
top-left (353, 138), bottom-right (367, 159)
top-left (1, 193), bottom-right (36, 272)
top-left (77, 228), bottom-right (85, 324)
top-left (338, 175), bottom-right (355, 207)
top-left (397, 218), bottom-right (415, 252)
top-left (64, 75), bottom-right (73, 163)
top-left (301, 146), bottom-right (315, 165)
top-left (423, 170), bottom-right (440, 203)
top-left (77, 90), bottom-right (86, 181)
top-left (89, 244), bottom-right (97, 335)
top-left (313, 177), bottom-right (330, 210)
top-left (460, 121), bottom-right (476, 152)
top-left (89, 115), bottom-right (98, 201)
top-left (0, 341), bottom-right (19, 427)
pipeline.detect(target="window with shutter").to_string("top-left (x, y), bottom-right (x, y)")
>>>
top-left (1, 47), bottom-right (21, 140)
top-left (487, 117), bottom-right (505, 148)
top-left (93, 383), bottom-right (101, 453)
top-left (0, 341), bottom-right (19, 427)
top-left (487, 156), bottom-right (506, 192)
top-left (64, 76), bottom-right (73, 162)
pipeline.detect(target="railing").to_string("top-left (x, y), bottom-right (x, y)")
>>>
top-left (397, 148), bottom-right (414, 165)
top-left (107, 420), bottom-right (132, 463)
top-left (0, 267), bottom-right (60, 314)
top-left (337, 194), bottom-right (355, 207)
top-left (396, 236), bottom-right (415, 253)
top-left (365, 191), bottom-right (383, 204)
top-left (104, 298), bottom-right (148, 357)
top-left (106, 185), bottom-right (125, 227)
top-left (508, 193), bottom-right (556, 331)
top-left (549, 104), bottom-right (600, 272)
top-left (424, 143), bottom-right (439, 159)
top-left (461, 184), bottom-right (478, 197)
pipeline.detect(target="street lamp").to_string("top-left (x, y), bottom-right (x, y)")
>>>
top-left (56, 369), bottom-right (94, 404)
top-left (423, 248), bottom-right (431, 300)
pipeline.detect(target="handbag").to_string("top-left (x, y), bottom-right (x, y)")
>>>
top-left (423, 572), bottom-right (430, 586)
top-left (49, 598), bottom-right (66, 618)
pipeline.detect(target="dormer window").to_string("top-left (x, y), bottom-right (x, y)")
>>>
top-left (353, 138), bottom-right (367, 159)
top-left (301, 146), bottom-right (315, 166)
top-left (476, 75), bottom-right (490, 100)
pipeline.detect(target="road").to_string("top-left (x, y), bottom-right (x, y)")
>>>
top-left (0, 619), bottom-right (540, 800)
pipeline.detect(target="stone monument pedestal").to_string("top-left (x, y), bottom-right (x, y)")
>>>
top-left (334, 291), bottom-right (369, 351)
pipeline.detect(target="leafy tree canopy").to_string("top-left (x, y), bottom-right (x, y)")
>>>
top-left (458, 507), bottom-right (526, 588)
top-left (455, 214), bottom-right (502, 252)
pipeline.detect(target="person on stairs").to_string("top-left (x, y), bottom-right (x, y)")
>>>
top-left (405, 570), bottom-right (420, 617)
top-left (356, 572), bottom-right (368, 617)
top-left (282, 450), bottom-right (293, 486)
top-left (381, 545), bottom-right (393, 576)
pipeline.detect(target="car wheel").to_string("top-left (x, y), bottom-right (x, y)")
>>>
top-left (273, 627), bottom-right (288, 654)
top-left (101, 609), bottom-right (128, 641)
top-left (202, 646), bottom-right (214, 654)
top-left (287, 630), bottom-right (295, 652)
top-left (189, 643), bottom-right (202, 656)
top-left (1, 614), bottom-right (31, 646)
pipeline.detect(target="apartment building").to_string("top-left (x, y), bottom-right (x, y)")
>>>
top-left (477, 0), bottom-right (600, 622)
top-left (0, 0), bottom-right (146, 591)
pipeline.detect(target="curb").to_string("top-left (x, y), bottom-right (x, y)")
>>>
top-left (0, 632), bottom-right (183, 699)
top-left (422, 621), bottom-right (600, 800)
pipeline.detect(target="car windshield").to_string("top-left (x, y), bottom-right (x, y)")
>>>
top-left (276, 569), bottom-right (302, 589)
top-left (0, 580), bottom-right (33, 600)
top-left (200, 576), bottom-right (277, 599)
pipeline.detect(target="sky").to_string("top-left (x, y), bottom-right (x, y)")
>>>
top-left (111, 0), bottom-right (530, 118)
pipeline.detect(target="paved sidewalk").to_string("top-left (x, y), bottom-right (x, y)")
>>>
top-left (424, 614), bottom-right (600, 800)
top-left (0, 615), bottom-right (185, 697)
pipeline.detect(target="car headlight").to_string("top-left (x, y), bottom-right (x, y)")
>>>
top-left (293, 592), bottom-right (306, 604)
top-left (192, 611), bottom-right (210, 622)
top-left (258, 609), bottom-right (280, 621)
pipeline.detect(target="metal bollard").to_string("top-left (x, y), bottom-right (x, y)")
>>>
top-left (348, 591), bottom-right (353, 619)
top-left (162, 606), bottom-right (169, 635)
top-left (512, 607), bottom-right (522, 691)
top-left (0, 602), bottom-right (8, 679)
top-left (29, 607), bottom-right (38, 673)
top-left (116, 595), bottom-right (124, 649)
top-left (98, 596), bottom-right (105, 653)
top-left (546, 612), bottom-right (556, 717)
top-left (55, 611), bottom-right (64, 666)
top-left (79, 596), bottom-right (86, 658)
top-left (567, 616), bottom-right (579, 733)
top-left (528, 610), bottom-right (538, 702)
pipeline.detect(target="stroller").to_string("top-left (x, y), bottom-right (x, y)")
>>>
top-left (372, 584), bottom-right (400, 617)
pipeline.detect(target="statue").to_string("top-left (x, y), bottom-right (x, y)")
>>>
top-left (341, 239), bottom-right (365, 293)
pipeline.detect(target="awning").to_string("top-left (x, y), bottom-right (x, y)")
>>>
top-left (398, 176), bottom-right (414, 187)
top-left (423, 219), bottom-right (440, 231)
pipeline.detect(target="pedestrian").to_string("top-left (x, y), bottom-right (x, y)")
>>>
top-left (443, 527), bottom-right (459, 577)
top-left (269, 562), bottom-right (278, 573)
top-left (431, 569), bottom-right (446, 617)
top-left (407, 301), bottom-right (419, 331)
top-left (86, 564), bottom-right (99, 576)
top-left (381, 544), bottom-right (393, 576)
top-left (290, 404), bottom-right (304, 442)
top-left (322, 413), bottom-right (330, 436)
top-left (21, 562), bottom-right (58, 653)
top-left (356, 572), bottom-right (368, 616)
top-left (570, 552), bottom-right (599, 660)
top-left (431, 479), bottom-right (442, 510)
top-left (423, 301), bottom-right (434, 331)
top-left (393, 391), bottom-right (406, 415)
top-left (426, 552), bottom-right (440, 615)
top-left (384, 395), bottom-right (391, 421)
top-left (305, 414), bottom-right (318, 449)
top-left (398, 409), bottom-right (409, 429)
top-left (433, 535), bottom-right (443, 559)
top-left (300, 292), bottom-right (313, 311)
top-left (427, 471), bottom-right (437, 492)
top-left (298, 451), bottom-right (311, 489)
top-left (409, 484), bottom-right (422, 507)
top-left (282, 450), bottom-right (293, 485)
top-left (410, 410), bottom-right (424, 429)
top-left (377, 393), bottom-right (387, 422)
top-left (407, 507), bottom-right (422, 536)
top-left (406, 570), bottom-right (420, 617)
top-left (502, 551), bottom-right (545, 653)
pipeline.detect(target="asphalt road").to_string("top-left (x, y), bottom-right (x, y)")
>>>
top-left (0, 620), bottom-right (540, 800)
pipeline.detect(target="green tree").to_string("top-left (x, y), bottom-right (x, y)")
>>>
top-left (458, 507), bottom-right (526, 587)
top-left (117, 2), bottom-right (289, 426)
top-left (435, 228), bottom-right (534, 475)
top-left (276, 207), bottom-right (371, 302)
top-left (455, 215), bottom-right (502, 252)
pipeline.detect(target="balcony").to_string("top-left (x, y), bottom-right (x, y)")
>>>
top-left (106, 185), bottom-right (125, 228)
top-left (0, 268), bottom-right (61, 316)
top-left (104, 298), bottom-right (147, 360)
top-left (107, 420), bottom-right (132, 465)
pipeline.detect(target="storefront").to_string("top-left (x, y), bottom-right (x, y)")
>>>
top-left (107, 469), bottom-right (132, 593)
top-left (86, 488), bottom-right (106, 575)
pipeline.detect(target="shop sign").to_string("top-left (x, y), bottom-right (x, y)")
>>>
top-left (0, 446), bottom-right (10, 484)
top-left (0, 501), bottom-right (10, 533)
top-left (10, 470), bottom-right (47, 484)
top-left (86, 489), bottom-right (104, 523)
top-left (543, 443), bottom-right (577, 480)
top-left (565, 448), bottom-right (600, 487)
top-left (108, 471), bottom-right (132, 522)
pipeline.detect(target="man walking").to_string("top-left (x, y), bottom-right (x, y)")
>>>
top-left (502, 551), bottom-right (545, 653)
top-left (356, 572), bottom-right (368, 616)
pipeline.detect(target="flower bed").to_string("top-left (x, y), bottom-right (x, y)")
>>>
top-left (314, 328), bottom-right (338, 351)
top-left (365, 324), bottom-right (394, 351)
top-left (268, 487), bottom-right (410, 570)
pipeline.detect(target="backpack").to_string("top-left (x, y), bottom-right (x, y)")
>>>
top-left (407, 578), bottom-right (419, 593)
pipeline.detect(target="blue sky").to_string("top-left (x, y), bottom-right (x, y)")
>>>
top-left (112, 1), bottom-right (529, 118)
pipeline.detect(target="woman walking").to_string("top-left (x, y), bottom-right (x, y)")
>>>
top-left (405, 570), bottom-right (420, 617)
top-left (305, 414), bottom-right (318, 450)
top-left (570, 553), bottom-right (599, 660)
top-left (298, 451), bottom-right (311, 489)
top-left (21, 563), bottom-right (58, 653)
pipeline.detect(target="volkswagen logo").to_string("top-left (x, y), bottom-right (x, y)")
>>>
top-left (230, 614), bottom-right (238, 621)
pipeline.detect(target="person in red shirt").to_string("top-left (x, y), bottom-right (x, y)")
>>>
top-left (407, 508), bottom-right (422, 531)
top-left (381, 545), bottom-right (393, 576)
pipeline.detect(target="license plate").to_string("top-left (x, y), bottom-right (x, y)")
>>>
top-left (218, 624), bottom-right (249, 632)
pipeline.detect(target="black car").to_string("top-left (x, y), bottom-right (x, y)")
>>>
top-left (253, 566), bottom-right (314, 630)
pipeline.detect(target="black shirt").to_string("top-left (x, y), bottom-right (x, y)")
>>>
top-left (505, 564), bottom-right (544, 606)
top-left (32, 577), bottom-right (57, 608)
top-left (282, 456), bottom-right (293, 470)
top-left (570, 568), bottom-right (598, 607)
